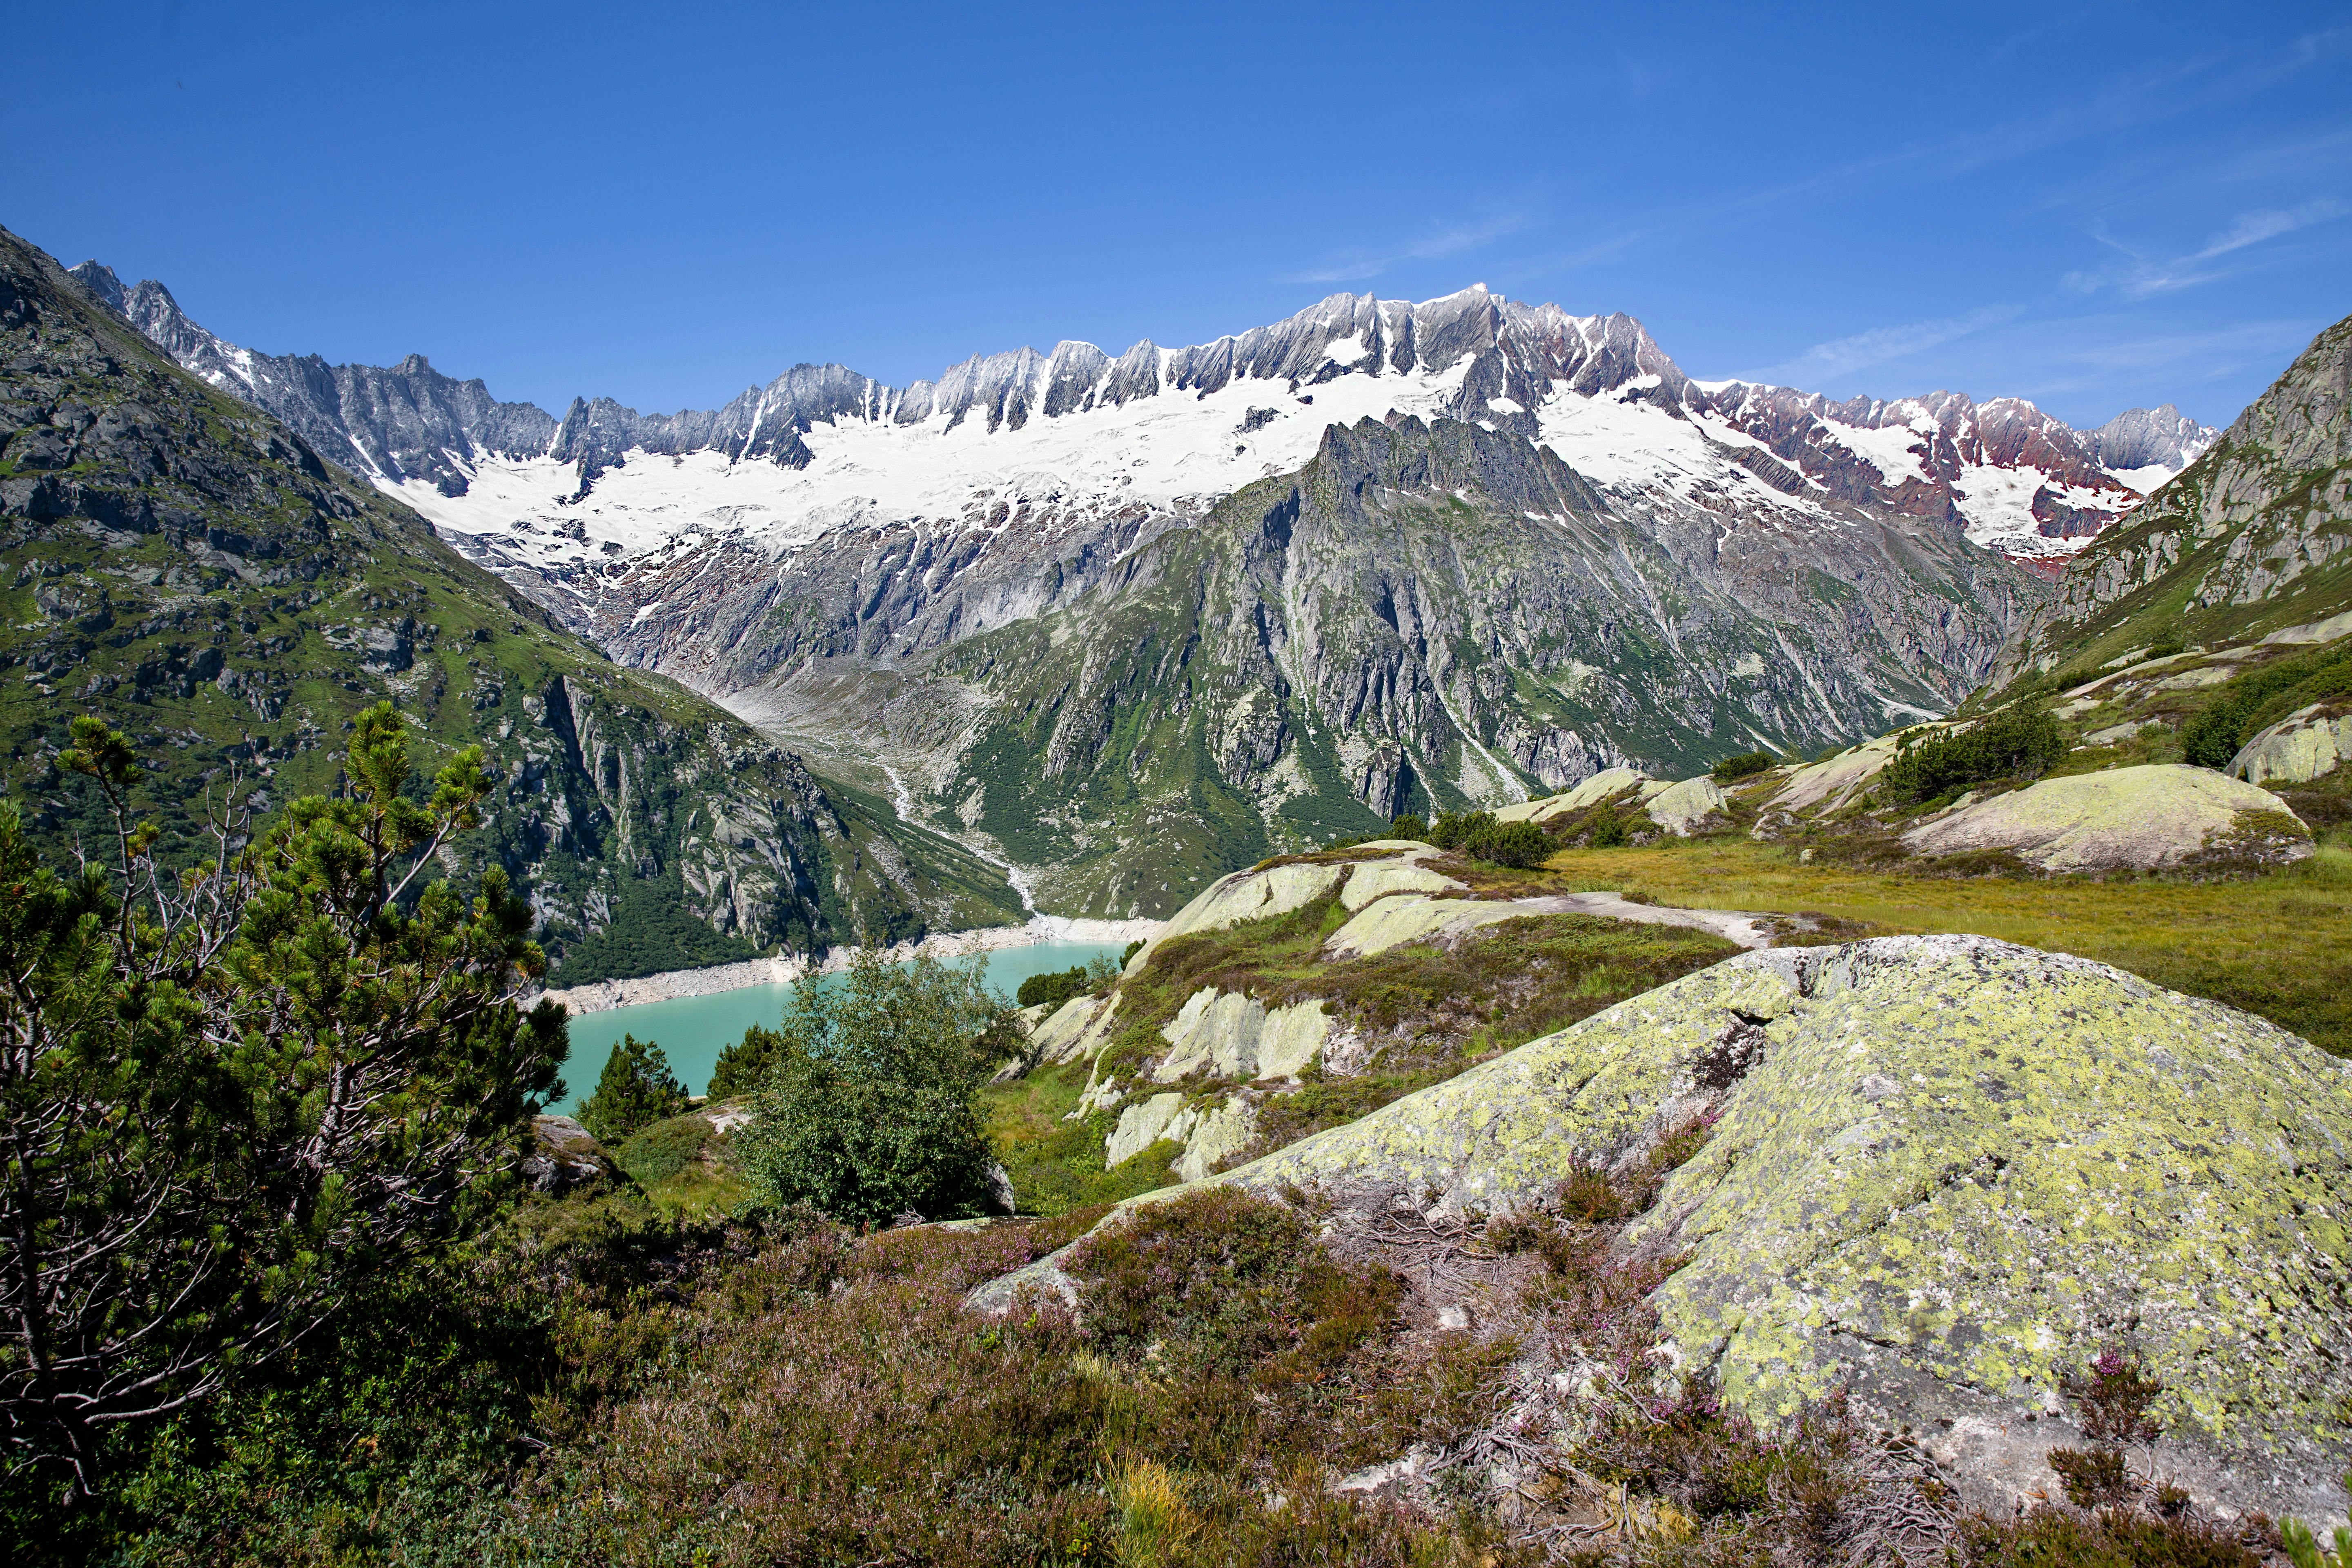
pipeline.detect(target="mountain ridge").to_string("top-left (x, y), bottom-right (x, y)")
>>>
top-left (1987, 308), bottom-right (2352, 686)
top-left (7, 229), bottom-right (1022, 980)
top-left (68, 263), bottom-right (2214, 572)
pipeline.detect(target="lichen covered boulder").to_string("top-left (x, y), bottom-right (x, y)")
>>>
top-left (1154, 987), bottom-right (1329, 1081)
top-left (1337, 846), bottom-right (1463, 910)
top-left (1125, 860), bottom-right (1349, 971)
top-left (1644, 773), bottom-right (1729, 836)
top-left (2232, 702), bottom-right (2352, 787)
top-left (521, 1115), bottom-right (624, 1194)
top-left (1211, 935), bottom-right (2352, 1520)
top-left (1498, 766), bottom-right (1669, 823)
top-left (1900, 762), bottom-right (2313, 871)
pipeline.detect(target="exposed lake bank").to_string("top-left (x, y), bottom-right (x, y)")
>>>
top-left (538, 914), bottom-right (1162, 1016)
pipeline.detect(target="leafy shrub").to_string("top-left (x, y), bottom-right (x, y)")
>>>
top-left (1878, 707), bottom-right (2063, 806)
top-left (705, 1021), bottom-right (782, 1100)
top-left (1018, 963), bottom-right (1092, 1010)
top-left (2184, 642), bottom-right (2352, 768)
top-left (575, 1033), bottom-right (688, 1145)
top-left (1429, 809), bottom-right (1553, 866)
top-left (733, 950), bottom-right (1011, 1226)
top-left (1584, 801), bottom-right (1632, 848)
top-left (1120, 938), bottom-right (1145, 967)
top-left (1389, 813), bottom-right (1428, 841)
top-left (1711, 750), bottom-right (1778, 782)
top-left (1426, 808), bottom-right (1491, 850)
top-left (1475, 818), bottom-right (1555, 867)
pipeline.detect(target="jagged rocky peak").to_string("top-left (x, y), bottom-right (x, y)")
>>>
top-left (2089, 402), bottom-right (2221, 474)
top-left (79, 255), bottom-right (2213, 577)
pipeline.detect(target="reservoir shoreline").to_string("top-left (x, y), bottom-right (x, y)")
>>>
top-left (537, 914), bottom-right (1162, 1016)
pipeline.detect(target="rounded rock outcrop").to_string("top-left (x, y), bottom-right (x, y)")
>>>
top-left (982, 935), bottom-right (2352, 1522)
top-left (1899, 762), bottom-right (2312, 871)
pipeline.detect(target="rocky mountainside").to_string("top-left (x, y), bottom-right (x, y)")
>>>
top-left (67, 263), bottom-right (560, 497)
top-left (1990, 310), bottom-right (2352, 686)
top-left (73, 263), bottom-right (2234, 915)
top-left (711, 414), bottom-right (2038, 916)
top-left (6, 228), bottom-right (1021, 983)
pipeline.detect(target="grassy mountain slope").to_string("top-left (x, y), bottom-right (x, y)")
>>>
top-left (1987, 310), bottom-right (2352, 686)
top-left (0, 225), bottom-right (1021, 981)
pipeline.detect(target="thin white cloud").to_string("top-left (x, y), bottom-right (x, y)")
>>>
top-left (1743, 307), bottom-right (2021, 387)
top-left (1286, 212), bottom-right (1530, 284)
top-left (2193, 197), bottom-right (2346, 259)
top-left (2064, 196), bottom-right (2348, 298)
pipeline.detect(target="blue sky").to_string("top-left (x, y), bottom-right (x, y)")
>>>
top-left (16, 0), bottom-right (2350, 430)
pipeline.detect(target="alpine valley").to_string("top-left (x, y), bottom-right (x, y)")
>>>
top-left (59, 255), bottom-right (2227, 918)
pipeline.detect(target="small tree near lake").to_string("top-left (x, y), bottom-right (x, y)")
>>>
top-left (733, 949), bottom-right (1014, 1227)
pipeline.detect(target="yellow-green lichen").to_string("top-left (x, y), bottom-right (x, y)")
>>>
top-left (1222, 935), bottom-right (2352, 1473)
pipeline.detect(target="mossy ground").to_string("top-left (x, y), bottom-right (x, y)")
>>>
top-left (1541, 836), bottom-right (2352, 1055)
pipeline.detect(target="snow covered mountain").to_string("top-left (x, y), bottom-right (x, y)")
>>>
top-left (59, 262), bottom-right (2217, 911)
top-left (69, 264), bottom-right (2210, 588)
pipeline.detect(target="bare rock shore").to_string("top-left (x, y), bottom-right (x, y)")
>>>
top-left (536, 916), bottom-right (1162, 1016)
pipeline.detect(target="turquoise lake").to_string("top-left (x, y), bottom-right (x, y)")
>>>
top-left (549, 940), bottom-right (1127, 1112)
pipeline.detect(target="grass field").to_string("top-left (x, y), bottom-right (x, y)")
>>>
top-left (1544, 837), bottom-right (2352, 1056)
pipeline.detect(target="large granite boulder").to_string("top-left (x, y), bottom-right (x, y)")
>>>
top-left (2232, 702), bottom-right (2352, 787)
top-left (1900, 763), bottom-right (2313, 871)
top-left (980, 935), bottom-right (2352, 1522)
top-left (521, 1115), bottom-right (624, 1194)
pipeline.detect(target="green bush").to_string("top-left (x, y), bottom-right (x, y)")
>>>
top-left (706, 1021), bottom-right (783, 1101)
top-left (1427, 810), bottom-right (1551, 866)
top-left (575, 1034), bottom-right (688, 1145)
top-left (1389, 813), bottom-right (1428, 841)
top-left (1427, 808), bottom-right (1491, 850)
top-left (1711, 750), bottom-right (1778, 782)
top-left (1017, 964), bottom-right (1091, 1010)
top-left (1878, 707), bottom-right (2063, 806)
top-left (734, 950), bottom-right (1013, 1226)
top-left (1585, 802), bottom-right (1632, 848)
top-left (1472, 818), bottom-right (1554, 867)
top-left (2183, 642), bottom-right (2352, 769)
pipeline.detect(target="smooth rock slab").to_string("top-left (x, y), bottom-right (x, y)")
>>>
top-left (1644, 774), bottom-right (1728, 836)
top-left (1155, 987), bottom-right (1330, 1081)
top-left (1126, 862), bottom-right (1348, 972)
top-left (1900, 763), bottom-right (2312, 871)
top-left (1338, 847), bottom-right (1464, 910)
top-left (1497, 767), bottom-right (1668, 823)
top-left (2232, 702), bottom-right (2352, 787)
top-left (1218, 935), bottom-right (2352, 1521)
